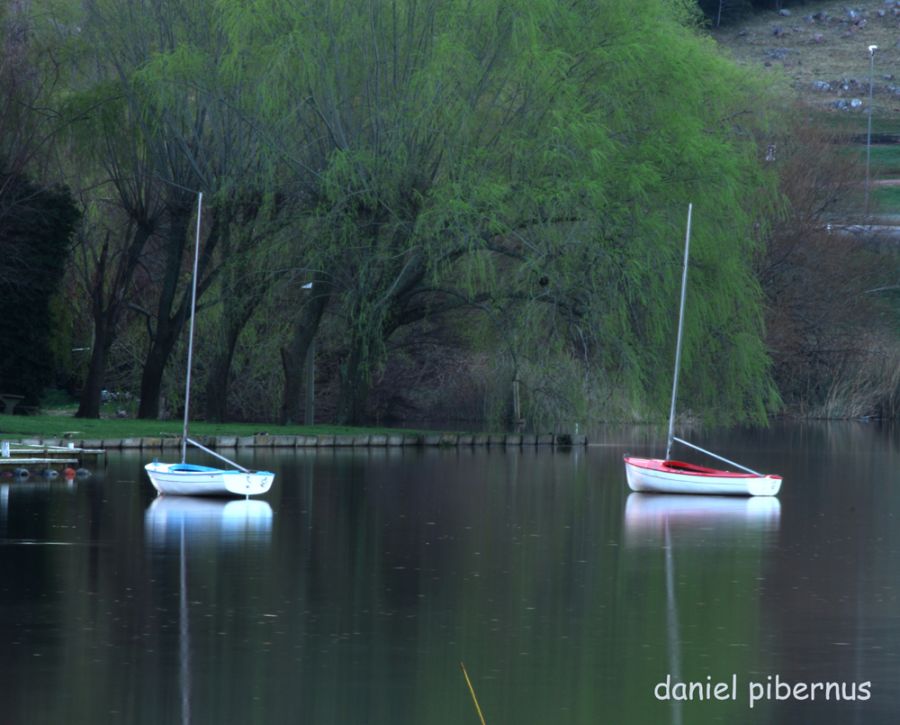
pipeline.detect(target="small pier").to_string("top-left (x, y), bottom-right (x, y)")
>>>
top-left (0, 440), bottom-right (104, 476)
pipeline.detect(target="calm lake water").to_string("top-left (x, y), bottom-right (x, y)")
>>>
top-left (1, 422), bottom-right (899, 724)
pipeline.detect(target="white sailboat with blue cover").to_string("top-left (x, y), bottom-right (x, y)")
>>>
top-left (144, 192), bottom-right (275, 498)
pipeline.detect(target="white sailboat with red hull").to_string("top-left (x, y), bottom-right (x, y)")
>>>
top-left (623, 456), bottom-right (781, 497)
top-left (623, 204), bottom-right (782, 497)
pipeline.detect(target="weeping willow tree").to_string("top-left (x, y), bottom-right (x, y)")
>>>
top-left (213, 0), bottom-right (780, 426)
top-left (47, 0), bottom-right (279, 419)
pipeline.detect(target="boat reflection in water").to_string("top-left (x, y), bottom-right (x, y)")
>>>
top-left (144, 496), bottom-right (273, 548)
top-left (623, 493), bottom-right (781, 725)
top-left (624, 492), bottom-right (780, 545)
top-left (145, 497), bottom-right (272, 725)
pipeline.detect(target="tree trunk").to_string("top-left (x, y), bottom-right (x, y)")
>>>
top-left (75, 321), bottom-right (111, 418)
top-left (204, 323), bottom-right (243, 422)
top-left (75, 224), bottom-right (152, 418)
top-left (280, 277), bottom-right (330, 424)
top-left (203, 214), bottom-right (268, 422)
top-left (136, 199), bottom-right (221, 420)
top-left (334, 301), bottom-right (407, 426)
top-left (136, 198), bottom-right (192, 418)
top-left (332, 262), bottom-right (430, 426)
top-left (76, 240), bottom-right (113, 419)
top-left (137, 335), bottom-right (179, 419)
top-left (336, 338), bottom-right (371, 426)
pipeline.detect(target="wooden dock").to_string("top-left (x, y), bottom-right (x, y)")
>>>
top-left (0, 456), bottom-right (79, 469)
top-left (0, 442), bottom-right (103, 474)
top-left (5, 446), bottom-right (104, 460)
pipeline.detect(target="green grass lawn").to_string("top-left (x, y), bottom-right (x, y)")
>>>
top-left (867, 145), bottom-right (900, 176)
top-left (841, 143), bottom-right (900, 175)
top-left (0, 413), bottom-right (432, 440)
top-left (819, 113), bottom-right (900, 140)
top-left (833, 143), bottom-right (900, 214)
top-left (873, 185), bottom-right (900, 214)
top-left (840, 143), bottom-right (900, 175)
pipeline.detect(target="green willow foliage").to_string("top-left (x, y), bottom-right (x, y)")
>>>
top-left (51, 0), bottom-right (781, 425)
top-left (209, 0), bottom-right (780, 425)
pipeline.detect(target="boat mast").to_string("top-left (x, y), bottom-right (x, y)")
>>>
top-left (665, 203), bottom-right (692, 461)
top-left (181, 192), bottom-right (203, 464)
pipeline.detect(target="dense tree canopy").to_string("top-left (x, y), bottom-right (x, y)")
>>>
top-left (1, 5), bottom-right (80, 405)
top-left (209, 0), bottom-right (780, 425)
top-left (19, 0), bottom-right (888, 426)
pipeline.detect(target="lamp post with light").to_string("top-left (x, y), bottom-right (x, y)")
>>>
top-left (865, 44), bottom-right (878, 215)
top-left (302, 281), bottom-right (315, 426)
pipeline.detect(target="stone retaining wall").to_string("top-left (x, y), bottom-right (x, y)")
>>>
top-left (16, 433), bottom-right (588, 450)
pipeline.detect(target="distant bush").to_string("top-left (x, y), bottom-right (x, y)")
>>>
top-left (758, 112), bottom-right (900, 418)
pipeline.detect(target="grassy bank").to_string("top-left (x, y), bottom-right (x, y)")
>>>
top-left (0, 414), bottom-right (430, 441)
top-left (874, 185), bottom-right (900, 213)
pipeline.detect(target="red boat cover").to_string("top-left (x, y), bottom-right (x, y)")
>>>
top-left (624, 456), bottom-right (781, 480)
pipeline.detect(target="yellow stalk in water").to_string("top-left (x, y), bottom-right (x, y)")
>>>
top-left (460, 662), bottom-right (487, 725)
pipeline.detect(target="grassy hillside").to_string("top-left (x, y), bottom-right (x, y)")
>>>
top-left (713, 0), bottom-right (900, 216)
top-left (713, 2), bottom-right (900, 420)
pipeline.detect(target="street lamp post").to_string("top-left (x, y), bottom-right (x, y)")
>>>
top-left (302, 281), bottom-right (315, 426)
top-left (865, 44), bottom-right (878, 215)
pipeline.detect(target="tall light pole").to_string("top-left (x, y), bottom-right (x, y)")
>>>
top-left (865, 44), bottom-right (878, 216)
top-left (302, 281), bottom-right (315, 426)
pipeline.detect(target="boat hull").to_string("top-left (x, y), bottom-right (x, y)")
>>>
top-left (624, 456), bottom-right (781, 497)
top-left (144, 462), bottom-right (274, 497)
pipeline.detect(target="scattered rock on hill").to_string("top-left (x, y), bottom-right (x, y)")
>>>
top-left (713, 0), bottom-right (900, 113)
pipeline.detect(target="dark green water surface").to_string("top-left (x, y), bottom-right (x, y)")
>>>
top-left (1, 422), bottom-right (898, 724)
